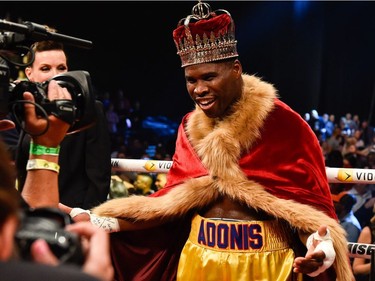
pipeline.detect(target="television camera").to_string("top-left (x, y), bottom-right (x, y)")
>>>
top-left (0, 18), bottom-right (95, 133)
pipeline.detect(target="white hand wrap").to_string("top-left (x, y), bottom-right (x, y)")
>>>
top-left (89, 214), bottom-right (120, 232)
top-left (69, 207), bottom-right (91, 218)
top-left (306, 229), bottom-right (336, 277)
top-left (69, 207), bottom-right (120, 232)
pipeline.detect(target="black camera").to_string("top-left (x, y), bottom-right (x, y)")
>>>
top-left (8, 70), bottom-right (97, 133)
top-left (14, 207), bottom-right (84, 265)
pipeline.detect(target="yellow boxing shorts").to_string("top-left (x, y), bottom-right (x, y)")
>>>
top-left (177, 214), bottom-right (302, 281)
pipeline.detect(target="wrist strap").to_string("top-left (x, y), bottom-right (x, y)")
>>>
top-left (26, 159), bottom-right (60, 174)
top-left (30, 142), bottom-right (60, 156)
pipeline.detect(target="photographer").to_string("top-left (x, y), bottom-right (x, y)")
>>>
top-left (0, 81), bottom-right (113, 281)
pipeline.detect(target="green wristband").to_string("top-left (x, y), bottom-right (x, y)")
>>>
top-left (30, 142), bottom-right (60, 156)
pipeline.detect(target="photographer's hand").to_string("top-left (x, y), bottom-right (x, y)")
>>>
top-left (66, 221), bottom-right (114, 281)
top-left (30, 239), bottom-right (59, 265)
top-left (30, 221), bottom-right (114, 281)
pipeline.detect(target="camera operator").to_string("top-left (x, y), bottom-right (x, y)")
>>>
top-left (0, 82), bottom-right (114, 281)
top-left (14, 40), bottom-right (111, 210)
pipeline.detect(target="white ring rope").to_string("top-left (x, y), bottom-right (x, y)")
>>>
top-left (348, 242), bottom-right (375, 259)
top-left (111, 158), bottom-right (172, 173)
top-left (111, 158), bottom-right (375, 184)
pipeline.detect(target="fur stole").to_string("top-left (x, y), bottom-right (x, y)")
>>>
top-left (93, 74), bottom-right (353, 281)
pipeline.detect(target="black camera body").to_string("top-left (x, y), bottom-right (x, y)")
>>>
top-left (9, 70), bottom-right (96, 133)
top-left (14, 207), bottom-right (84, 265)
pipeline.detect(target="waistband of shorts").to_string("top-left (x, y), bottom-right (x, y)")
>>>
top-left (188, 214), bottom-right (292, 252)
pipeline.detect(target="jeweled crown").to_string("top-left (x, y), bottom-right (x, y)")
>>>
top-left (173, 1), bottom-right (238, 67)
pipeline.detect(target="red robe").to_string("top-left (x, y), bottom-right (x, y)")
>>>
top-left (95, 74), bottom-right (351, 281)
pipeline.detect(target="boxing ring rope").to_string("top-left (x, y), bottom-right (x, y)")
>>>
top-left (348, 242), bottom-right (375, 260)
top-left (111, 158), bottom-right (375, 262)
top-left (111, 158), bottom-right (375, 184)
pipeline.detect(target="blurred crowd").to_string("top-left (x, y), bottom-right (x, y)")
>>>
top-left (305, 110), bottom-right (375, 170)
top-left (305, 109), bottom-right (375, 280)
top-left (97, 88), bottom-right (174, 199)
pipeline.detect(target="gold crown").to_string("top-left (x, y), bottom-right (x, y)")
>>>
top-left (173, 1), bottom-right (238, 67)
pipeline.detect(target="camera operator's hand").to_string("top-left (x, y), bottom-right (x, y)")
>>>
top-left (21, 80), bottom-right (73, 208)
top-left (0, 118), bottom-right (15, 131)
top-left (30, 221), bottom-right (114, 281)
top-left (23, 80), bottom-right (71, 147)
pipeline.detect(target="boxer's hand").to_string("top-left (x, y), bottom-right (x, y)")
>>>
top-left (293, 225), bottom-right (335, 276)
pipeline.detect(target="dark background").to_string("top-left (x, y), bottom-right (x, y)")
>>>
top-left (2, 1), bottom-right (375, 124)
